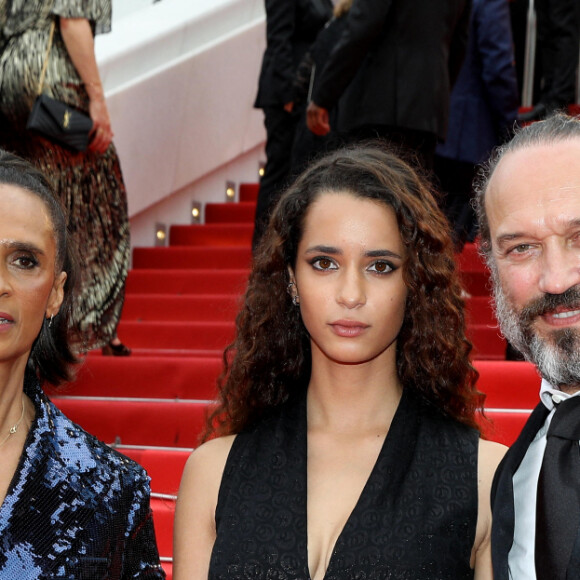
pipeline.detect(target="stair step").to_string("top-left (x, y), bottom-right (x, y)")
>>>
top-left (125, 269), bottom-right (249, 295)
top-left (120, 447), bottom-right (191, 494)
top-left (473, 360), bottom-right (540, 409)
top-left (110, 347), bottom-right (225, 358)
top-left (239, 182), bottom-right (259, 202)
top-left (65, 355), bottom-right (222, 400)
top-left (132, 247), bottom-right (252, 270)
top-left (478, 409), bottom-right (531, 447)
top-left (151, 498), bottom-right (176, 563)
top-left (459, 271), bottom-right (491, 297)
top-left (467, 324), bottom-right (506, 360)
top-left (205, 201), bottom-right (256, 224)
top-left (52, 397), bottom-right (209, 448)
top-left (169, 223), bottom-right (253, 246)
top-left (122, 294), bottom-right (242, 322)
top-left (456, 242), bottom-right (488, 273)
top-left (116, 320), bottom-right (235, 350)
top-left (112, 319), bottom-right (500, 359)
top-left (465, 296), bottom-right (496, 326)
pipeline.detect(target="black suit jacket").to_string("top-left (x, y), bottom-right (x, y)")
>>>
top-left (491, 402), bottom-right (580, 579)
top-left (255, 0), bottom-right (332, 108)
top-left (311, 0), bottom-right (471, 140)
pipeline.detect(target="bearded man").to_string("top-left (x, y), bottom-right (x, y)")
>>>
top-left (475, 112), bottom-right (580, 580)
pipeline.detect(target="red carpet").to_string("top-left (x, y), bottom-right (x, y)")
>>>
top-left (125, 269), bottom-right (250, 294)
top-left (122, 294), bottom-right (242, 322)
top-left (132, 246), bottom-right (252, 270)
top-left (53, 180), bottom-right (539, 573)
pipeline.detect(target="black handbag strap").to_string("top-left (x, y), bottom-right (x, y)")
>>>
top-left (37, 20), bottom-right (56, 96)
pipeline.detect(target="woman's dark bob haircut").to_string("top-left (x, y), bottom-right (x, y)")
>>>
top-left (205, 142), bottom-right (482, 440)
top-left (0, 149), bottom-right (79, 385)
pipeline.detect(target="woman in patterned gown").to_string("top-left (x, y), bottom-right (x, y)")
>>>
top-left (174, 144), bottom-right (507, 579)
top-left (0, 0), bottom-right (130, 354)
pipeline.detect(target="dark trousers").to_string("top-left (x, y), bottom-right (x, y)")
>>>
top-left (253, 106), bottom-right (300, 250)
top-left (290, 110), bottom-right (339, 178)
top-left (434, 155), bottom-right (478, 250)
top-left (536, 0), bottom-right (580, 106)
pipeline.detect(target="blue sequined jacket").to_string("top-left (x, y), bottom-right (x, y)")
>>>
top-left (0, 374), bottom-right (165, 579)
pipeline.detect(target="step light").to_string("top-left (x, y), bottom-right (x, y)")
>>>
top-left (155, 222), bottom-right (167, 247)
top-left (225, 180), bottom-right (236, 203)
top-left (191, 201), bottom-right (202, 224)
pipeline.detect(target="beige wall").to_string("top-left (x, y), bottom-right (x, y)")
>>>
top-left (97, 0), bottom-right (267, 247)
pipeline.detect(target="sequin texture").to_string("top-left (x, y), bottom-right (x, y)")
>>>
top-left (0, 374), bottom-right (165, 579)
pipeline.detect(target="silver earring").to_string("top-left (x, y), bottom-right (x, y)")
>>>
top-left (287, 282), bottom-right (299, 306)
top-left (48, 314), bottom-right (54, 328)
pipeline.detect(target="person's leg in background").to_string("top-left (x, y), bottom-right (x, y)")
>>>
top-left (540, 0), bottom-right (580, 109)
top-left (252, 106), bottom-right (298, 251)
top-left (434, 155), bottom-right (478, 251)
top-left (520, 0), bottom-right (580, 120)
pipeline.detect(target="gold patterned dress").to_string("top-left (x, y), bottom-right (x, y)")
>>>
top-left (0, 0), bottom-right (129, 350)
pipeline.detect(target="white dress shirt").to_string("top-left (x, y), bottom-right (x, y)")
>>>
top-left (508, 379), bottom-right (580, 579)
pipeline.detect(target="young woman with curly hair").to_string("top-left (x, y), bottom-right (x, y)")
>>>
top-left (174, 143), bottom-right (506, 580)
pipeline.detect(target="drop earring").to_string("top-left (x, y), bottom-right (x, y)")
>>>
top-left (287, 282), bottom-right (300, 306)
top-left (48, 314), bottom-right (54, 328)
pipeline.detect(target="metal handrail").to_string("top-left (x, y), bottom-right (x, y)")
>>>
top-left (151, 492), bottom-right (178, 501)
top-left (522, 0), bottom-right (537, 107)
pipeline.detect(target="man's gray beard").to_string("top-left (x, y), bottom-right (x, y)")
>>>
top-left (491, 268), bottom-right (580, 388)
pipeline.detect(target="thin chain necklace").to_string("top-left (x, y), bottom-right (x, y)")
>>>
top-left (0, 396), bottom-right (25, 448)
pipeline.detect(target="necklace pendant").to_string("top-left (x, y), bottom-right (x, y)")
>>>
top-left (9, 426), bottom-right (17, 434)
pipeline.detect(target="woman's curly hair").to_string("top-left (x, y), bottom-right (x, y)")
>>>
top-left (204, 143), bottom-right (483, 440)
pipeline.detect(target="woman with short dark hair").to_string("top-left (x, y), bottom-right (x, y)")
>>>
top-left (0, 150), bottom-right (164, 578)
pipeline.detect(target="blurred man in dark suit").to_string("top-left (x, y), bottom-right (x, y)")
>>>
top-left (253, 0), bottom-right (332, 250)
top-left (306, 0), bottom-right (471, 172)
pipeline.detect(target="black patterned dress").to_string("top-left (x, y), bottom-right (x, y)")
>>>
top-left (0, 0), bottom-right (129, 350)
top-left (210, 388), bottom-right (479, 579)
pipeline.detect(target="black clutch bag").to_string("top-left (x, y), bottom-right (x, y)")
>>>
top-left (27, 94), bottom-right (93, 152)
top-left (26, 19), bottom-right (93, 152)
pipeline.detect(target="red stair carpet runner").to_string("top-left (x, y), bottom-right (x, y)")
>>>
top-left (50, 182), bottom-right (539, 577)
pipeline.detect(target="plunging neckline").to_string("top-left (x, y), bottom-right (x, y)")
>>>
top-left (302, 389), bottom-right (411, 580)
top-left (211, 386), bottom-right (477, 579)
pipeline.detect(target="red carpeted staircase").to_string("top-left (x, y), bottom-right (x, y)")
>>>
top-left (50, 181), bottom-right (539, 576)
top-left (50, 183), bottom-right (259, 578)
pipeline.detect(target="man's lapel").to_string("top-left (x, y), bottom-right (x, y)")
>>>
top-left (491, 403), bottom-right (549, 580)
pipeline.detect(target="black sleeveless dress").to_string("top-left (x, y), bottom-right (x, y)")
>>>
top-left (209, 388), bottom-right (478, 579)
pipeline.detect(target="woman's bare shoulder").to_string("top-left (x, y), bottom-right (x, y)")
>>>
top-left (470, 438), bottom-right (507, 577)
top-left (478, 438), bottom-right (507, 480)
top-left (173, 435), bottom-right (237, 579)
top-left (182, 434), bottom-right (237, 485)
